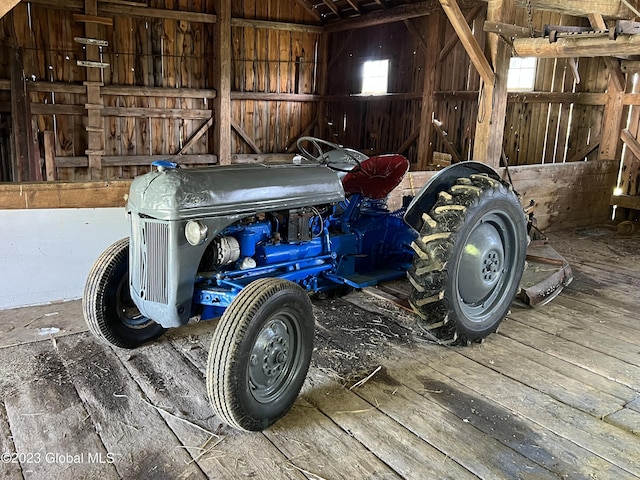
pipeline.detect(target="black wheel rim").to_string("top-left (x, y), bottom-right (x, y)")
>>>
top-left (455, 209), bottom-right (520, 324)
top-left (114, 274), bottom-right (153, 329)
top-left (248, 309), bottom-right (303, 404)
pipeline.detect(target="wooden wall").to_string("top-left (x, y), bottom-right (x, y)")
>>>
top-left (0, 0), bottom-right (218, 181)
top-left (0, 1), bottom-right (631, 227)
top-left (324, 20), bottom-right (424, 162)
top-left (229, 1), bottom-right (319, 157)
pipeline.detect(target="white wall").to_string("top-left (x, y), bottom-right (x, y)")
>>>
top-left (0, 208), bottom-right (129, 310)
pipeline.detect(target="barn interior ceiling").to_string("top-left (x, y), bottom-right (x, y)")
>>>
top-left (296, 0), bottom-right (640, 24)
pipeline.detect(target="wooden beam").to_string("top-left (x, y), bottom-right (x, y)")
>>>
top-left (230, 92), bottom-right (320, 102)
top-left (54, 154), bottom-right (217, 167)
top-left (327, 30), bottom-right (354, 70)
top-left (324, 2), bottom-right (436, 33)
top-left (231, 18), bottom-right (322, 33)
top-left (478, 0), bottom-right (637, 19)
top-left (102, 85), bottom-right (217, 98)
top-left (588, 13), bottom-right (625, 92)
top-left (566, 134), bottom-right (601, 162)
top-left (72, 13), bottom-right (113, 26)
top-left (43, 131), bottom-right (56, 181)
top-left (321, 0), bottom-right (340, 18)
top-left (507, 91), bottom-right (608, 105)
top-left (599, 92), bottom-right (626, 160)
top-left (439, 5), bottom-right (484, 62)
top-left (472, 0), bottom-right (515, 168)
top-left (398, 123), bottom-right (421, 155)
top-left (177, 117), bottom-right (214, 155)
top-left (11, 47), bottom-right (41, 181)
top-left (101, 106), bottom-right (212, 119)
top-left (98, 3), bottom-right (217, 23)
top-left (0, 181), bottom-right (132, 209)
top-left (285, 118), bottom-right (318, 153)
top-left (483, 21), bottom-right (535, 38)
top-left (230, 119), bottom-right (262, 154)
top-left (323, 92), bottom-right (422, 102)
top-left (432, 119), bottom-right (464, 163)
top-left (403, 18), bottom-right (430, 56)
top-left (29, 0), bottom-right (217, 23)
top-left (592, 12), bottom-right (626, 162)
top-left (418, 12), bottom-right (444, 169)
top-left (214, 0), bottom-right (231, 165)
top-left (295, 0), bottom-right (323, 23)
top-left (621, 60), bottom-right (640, 73)
top-left (621, 128), bottom-right (640, 158)
top-left (0, 0), bottom-right (20, 19)
top-left (610, 193), bottom-right (640, 210)
top-left (345, 0), bottom-right (360, 14)
top-left (513, 34), bottom-right (640, 58)
top-left (316, 32), bottom-right (330, 140)
top-left (231, 153), bottom-right (294, 163)
top-left (439, 0), bottom-right (495, 87)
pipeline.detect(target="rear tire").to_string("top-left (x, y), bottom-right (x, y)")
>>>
top-left (83, 238), bottom-right (166, 349)
top-left (207, 278), bottom-right (314, 431)
top-left (407, 174), bottom-right (527, 344)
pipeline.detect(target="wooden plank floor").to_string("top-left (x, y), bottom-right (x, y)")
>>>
top-left (1, 227), bottom-right (639, 479)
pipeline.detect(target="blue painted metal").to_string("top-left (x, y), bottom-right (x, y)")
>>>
top-left (189, 192), bottom-right (418, 321)
top-left (151, 160), bottom-right (178, 170)
top-left (129, 158), bottom-right (423, 326)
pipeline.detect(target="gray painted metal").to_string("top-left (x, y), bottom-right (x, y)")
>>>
top-left (127, 162), bottom-right (346, 221)
top-left (126, 162), bottom-right (346, 328)
top-left (403, 161), bottom-right (504, 232)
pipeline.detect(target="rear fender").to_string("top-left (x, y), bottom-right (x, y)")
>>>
top-left (403, 161), bottom-right (505, 232)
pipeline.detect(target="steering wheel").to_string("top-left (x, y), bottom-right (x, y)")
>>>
top-left (296, 136), bottom-right (365, 173)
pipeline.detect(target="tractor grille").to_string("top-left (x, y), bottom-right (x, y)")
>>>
top-left (136, 219), bottom-right (169, 304)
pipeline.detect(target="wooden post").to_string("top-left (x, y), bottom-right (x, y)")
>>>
top-left (213, 0), bottom-right (231, 165)
top-left (439, 0), bottom-right (495, 88)
top-left (588, 14), bottom-right (627, 161)
top-left (10, 47), bottom-right (41, 181)
top-left (44, 131), bottom-right (56, 181)
top-left (0, 0), bottom-right (20, 20)
top-left (472, 0), bottom-right (515, 168)
top-left (417, 13), bottom-right (444, 169)
top-left (316, 33), bottom-right (330, 141)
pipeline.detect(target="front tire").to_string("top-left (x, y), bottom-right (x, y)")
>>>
top-left (82, 238), bottom-right (166, 349)
top-left (207, 278), bottom-right (314, 432)
top-left (408, 174), bottom-right (527, 344)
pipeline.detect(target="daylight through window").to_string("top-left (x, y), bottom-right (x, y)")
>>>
top-left (361, 59), bottom-right (390, 95)
top-left (507, 57), bottom-right (537, 91)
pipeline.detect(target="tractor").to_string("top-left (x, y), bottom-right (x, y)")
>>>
top-left (83, 137), bottom-right (528, 431)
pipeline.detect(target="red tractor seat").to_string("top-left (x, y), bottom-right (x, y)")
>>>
top-left (341, 154), bottom-right (410, 200)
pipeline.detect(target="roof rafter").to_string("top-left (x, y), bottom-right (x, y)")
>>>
top-left (324, 1), bottom-right (438, 33)
top-left (296, 0), bottom-right (323, 22)
top-left (478, 0), bottom-right (638, 19)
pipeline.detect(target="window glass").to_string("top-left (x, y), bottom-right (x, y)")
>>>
top-left (362, 59), bottom-right (390, 94)
top-left (507, 57), bottom-right (537, 91)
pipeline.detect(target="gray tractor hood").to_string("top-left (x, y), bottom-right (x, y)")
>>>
top-left (127, 162), bottom-right (346, 220)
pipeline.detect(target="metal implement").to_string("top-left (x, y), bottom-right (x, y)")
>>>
top-left (517, 240), bottom-right (573, 307)
top-left (544, 20), bottom-right (640, 43)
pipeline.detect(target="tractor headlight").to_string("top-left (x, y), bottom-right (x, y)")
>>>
top-left (185, 220), bottom-right (208, 246)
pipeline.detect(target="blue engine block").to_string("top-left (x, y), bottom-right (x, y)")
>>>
top-left (194, 194), bottom-right (417, 320)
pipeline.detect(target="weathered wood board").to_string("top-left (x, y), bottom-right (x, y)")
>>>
top-left (0, 228), bottom-right (639, 478)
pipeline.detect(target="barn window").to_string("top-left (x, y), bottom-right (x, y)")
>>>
top-left (507, 57), bottom-right (537, 91)
top-left (361, 59), bottom-right (390, 95)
